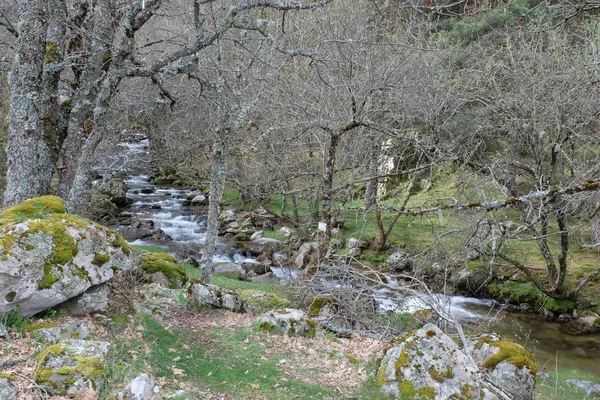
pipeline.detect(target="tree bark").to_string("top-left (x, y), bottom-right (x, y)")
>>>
top-left (201, 129), bottom-right (231, 283)
top-left (4, 0), bottom-right (49, 207)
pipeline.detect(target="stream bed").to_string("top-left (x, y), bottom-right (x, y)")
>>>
top-left (98, 133), bottom-right (600, 379)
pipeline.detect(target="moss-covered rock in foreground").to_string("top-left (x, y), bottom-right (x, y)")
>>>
top-left (0, 196), bottom-right (132, 317)
top-left (258, 308), bottom-right (316, 338)
top-left (34, 339), bottom-right (109, 396)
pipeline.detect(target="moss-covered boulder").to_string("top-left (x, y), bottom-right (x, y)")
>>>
top-left (471, 335), bottom-right (538, 400)
top-left (34, 339), bottom-right (110, 396)
top-left (28, 319), bottom-right (91, 343)
top-left (258, 308), bottom-right (316, 338)
top-left (0, 196), bottom-right (132, 317)
top-left (0, 374), bottom-right (17, 400)
top-left (136, 252), bottom-right (187, 288)
top-left (377, 324), bottom-right (480, 399)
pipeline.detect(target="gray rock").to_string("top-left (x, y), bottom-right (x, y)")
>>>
top-left (0, 376), bottom-right (17, 400)
top-left (377, 324), bottom-right (480, 399)
top-left (190, 195), bottom-right (207, 205)
top-left (0, 321), bottom-right (7, 338)
top-left (250, 272), bottom-right (281, 285)
top-left (385, 249), bottom-right (411, 272)
top-left (470, 335), bottom-right (538, 400)
top-left (190, 282), bottom-right (242, 312)
top-left (258, 308), bottom-right (316, 337)
top-left (278, 226), bottom-right (294, 237)
top-left (295, 242), bottom-right (316, 269)
top-left (564, 313), bottom-right (600, 334)
top-left (456, 266), bottom-right (492, 295)
top-left (30, 319), bottom-right (91, 343)
top-left (214, 262), bottom-right (246, 280)
top-left (347, 238), bottom-right (364, 249)
top-left (0, 212), bottom-right (131, 317)
top-left (250, 231), bottom-right (264, 240)
top-left (219, 209), bottom-right (237, 223)
top-left (96, 177), bottom-right (130, 207)
top-left (58, 283), bottom-right (111, 315)
top-left (250, 238), bottom-right (283, 255)
top-left (34, 339), bottom-right (110, 396)
top-left (117, 373), bottom-right (162, 400)
top-left (565, 380), bottom-right (600, 397)
top-left (240, 260), bottom-right (268, 275)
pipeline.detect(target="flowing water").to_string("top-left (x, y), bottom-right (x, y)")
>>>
top-left (98, 133), bottom-right (600, 379)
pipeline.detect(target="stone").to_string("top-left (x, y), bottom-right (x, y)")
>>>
top-left (347, 238), bottom-right (364, 249)
top-left (135, 253), bottom-right (187, 289)
top-left (29, 319), bottom-right (91, 343)
top-left (190, 195), bottom-right (207, 205)
top-left (0, 196), bottom-right (132, 317)
top-left (0, 321), bottom-right (7, 338)
top-left (117, 373), bottom-right (162, 400)
top-left (0, 376), bottom-right (17, 400)
top-left (250, 238), bottom-right (283, 255)
top-left (190, 282), bottom-right (242, 312)
top-left (563, 313), bottom-right (600, 334)
top-left (58, 283), bottom-right (111, 315)
top-left (377, 324), bottom-right (480, 400)
top-left (214, 263), bottom-right (246, 280)
top-left (250, 231), bottom-right (264, 240)
top-left (240, 260), bottom-right (268, 275)
top-left (95, 177), bottom-right (130, 207)
top-left (258, 308), bottom-right (316, 337)
top-left (565, 380), bottom-right (600, 397)
top-left (385, 249), bottom-right (411, 272)
top-left (34, 339), bottom-right (110, 396)
top-left (250, 272), bottom-right (281, 285)
top-left (278, 226), bottom-right (294, 237)
top-left (295, 242), bottom-right (316, 269)
top-left (456, 266), bottom-right (492, 295)
top-left (471, 335), bottom-right (538, 400)
top-left (219, 209), bottom-right (237, 223)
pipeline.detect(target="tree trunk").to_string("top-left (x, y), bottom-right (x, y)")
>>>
top-left (317, 132), bottom-right (339, 261)
top-left (591, 193), bottom-right (600, 250)
top-left (201, 130), bottom-right (231, 283)
top-left (4, 0), bottom-right (50, 207)
top-left (364, 136), bottom-right (380, 209)
top-left (58, 0), bottom-right (114, 199)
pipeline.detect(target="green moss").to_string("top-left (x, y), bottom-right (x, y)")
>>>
top-left (92, 252), bottom-right (110, 266)
top-left (0, 196), bottom-right (66, 227)
top-left (395, 349), bottom-right (410, 371)
top-left (489, 281), bottom-right (543, 307)
top-left (481, 340), bottom-right (539, 374)
top-left (238, 290), bottom-right (291, 311)
top-left (39, 264), bottom-right (60, 289)
top-left (308, 296), bottom-right (334, 316)
top-left (428, 365), bottom-right (454, 382)
top-left (344, 353), bottom-right (359, 364)
top-left (466, 261), bottom-right (486, 271)
top-left (138, 252), bottom-right (187, 283)
top-left (545, 298), bottom-right (576, 314)
top-left (0, 371), bottom-right (14, 380)
top-left (24, 322), bottom-right (60, 332)
top-left (28, 219), bottom-right (79, 265)
top-left (44, 42), bottom-right (60, 63)
top-left (259, 321), bottom-right (275, 332)
top-left (398, 380), bottom-right (436, 399)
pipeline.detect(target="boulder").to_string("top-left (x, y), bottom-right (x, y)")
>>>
top-left (95, 177), bottom-right (130, 207)
top-left (58, 283), bottom-right (111, 315)
top-left (377, 324), bottom-right (480, 400)
top-left (258, 308), bottom-right (316, 337)
top-left (240, 260), bottom-right (269, 275)
top-left (136, 252), bottom-right (187, 289)
top-left (190, 282), bottom-right (242, 312)
top-left (295, 242), bottom-right (316, 269)
top-left (219, 209), bottom-right (237, 223)
top-left (385, 249), bottom-right (411, 272)
top-left (0, 375), bottom-right (17, 400)
top-left (0, 196), bottom-right (132, 317)
top-left (456, 264), bottom-right (492, 295)
top-left (116, 373), bottom-right (162, 400)
top-left (34, 339), bottom-right (110, 396)
top-left (0, 321), bottom-right (7, 338)
top-left (250, 231), bottom-right (264, 240)
top-left (190, 195), bottom-right (207, 205)
top-left (563, 313), bottom-right (600, 335)
top-left (471, 335), bottom-right (539, 400)
top-left (29, 319), bottom-right (91, 343)
top-left (347, 238), bottom-right (364, 249)
top-left (278, 226), bottom-right (294, 238)
top-left (214, 262), bottom-right (246, 280)
top-left (250, 272), bottom-right (281, 285)
top-left (250, 238), bottom-right (283, 255)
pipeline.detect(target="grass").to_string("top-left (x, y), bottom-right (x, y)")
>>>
top-left (535, 369), bottom-right (600, 400)
top-left (107, 314), bottom-right (337, 399)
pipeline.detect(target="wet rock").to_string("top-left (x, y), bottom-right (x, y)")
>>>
top-left (456, 265), bottom-right (492, 295)
top-left (240, 260), bottom-right (269, 275)
top-left (0, 196), bottom-right (132, 317)
top-left (565, 380), bottom-right (600, 397)
top-left (140, 188), bottom-right (155, 194)
top-left (385, 249), bottom-right (411, 272)
top-left (219, 209), bottom-right (237, 223)
top-left (29, 319), bottom-right (91, 343)
top-left (563, 313), bottom-right (600, 334)
top-left (116, 373), bottom-right (162, 400)
top-left (58, 283), bottom-right (111, 315)
top-left (258, 308), bottom-right (316, 337)
top-left (34, 339), bottom-right (110, 396)
top-left (214, 262), bottom-right (246, 280)
top-left (96, 177), bottom-right (131, 207)
top-left (0, 376), bottom-right (17, 400)
top-left (190, 195), bottom-right (207, 205)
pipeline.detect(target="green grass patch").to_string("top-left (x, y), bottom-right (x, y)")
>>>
top-left (131, 244), bottom-right (168, 255)
top-left (535, 369), bottom-right (600, 400)
top-left (489, 281), bottom-right (543, 306)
